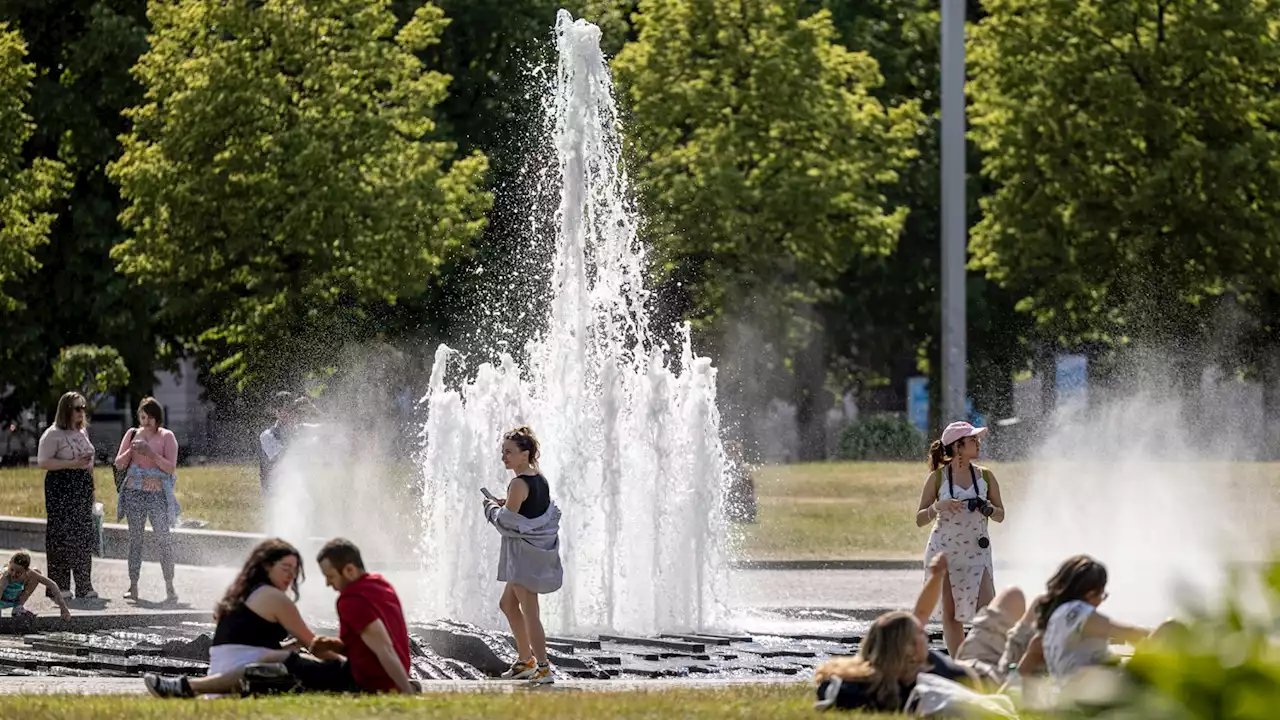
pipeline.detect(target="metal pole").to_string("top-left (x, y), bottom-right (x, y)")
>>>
top-left (940, 0), bottom-right (967, 424)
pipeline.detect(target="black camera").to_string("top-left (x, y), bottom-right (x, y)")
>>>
top-left (965, 497), bottom-right (995, 517)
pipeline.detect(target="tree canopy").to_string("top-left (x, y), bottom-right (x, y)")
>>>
top-left (613, 0), bottom-right (922, 457)
top-left (109, 0), bottom-right (491, 391)
top-left (2, 0), bottom-right (1280, 454)
top-left (0, 21), bottom-right (68, 313)
top-left (969, 0), bottom-right (1280, 350)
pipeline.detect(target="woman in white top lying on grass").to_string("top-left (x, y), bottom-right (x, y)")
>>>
top-left (1013, 554), bottom-right (1178, 683)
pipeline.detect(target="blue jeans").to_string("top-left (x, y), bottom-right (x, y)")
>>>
top-left (121, 489), bottom-right (174, 587)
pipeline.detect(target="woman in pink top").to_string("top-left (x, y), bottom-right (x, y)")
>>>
top-left (114, 397), bottom-right (180, 603)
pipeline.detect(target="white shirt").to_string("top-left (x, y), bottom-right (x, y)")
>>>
top-left (1043, 600), bottom-right (1111, 679)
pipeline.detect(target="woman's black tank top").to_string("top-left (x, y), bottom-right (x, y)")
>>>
top-left (212, 587), bottom-right (289, 649)
top-left (515, 473), bottom-right (550, 519)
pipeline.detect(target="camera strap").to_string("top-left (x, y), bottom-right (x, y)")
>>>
top-left (946, 464), bottom-right (983, 500)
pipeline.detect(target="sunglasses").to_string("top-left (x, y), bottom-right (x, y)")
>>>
top-left (73, 406), bottom-right (87, 412)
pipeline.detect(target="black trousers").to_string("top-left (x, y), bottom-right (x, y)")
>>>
top-left (44, 469), bottom-right (96, 596)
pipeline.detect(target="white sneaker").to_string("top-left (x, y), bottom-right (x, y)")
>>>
top-left (528, 664), bottom-right (553, 685)
top-left (500, 658), bottom-right (536, 680)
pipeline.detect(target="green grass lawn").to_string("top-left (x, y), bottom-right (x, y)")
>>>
top-left (737, 461), bottom-right (933, 560)
top-left (0, 687), bottom-right (826, 719)
top-left (0, 462), bottom-right (941, 557)
top-left (0, 464), bottom-right (263, 531)
top-left (4, 460), bottom-right (1280, 560)
top-left (0, 687), bottom-right (1071, 719)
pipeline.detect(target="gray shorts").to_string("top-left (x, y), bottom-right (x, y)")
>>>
top-left (955, 606), bottom-right (1036, 684)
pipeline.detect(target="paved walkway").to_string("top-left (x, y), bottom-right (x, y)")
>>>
top-left (0, 549), bottom-right (916, 697)
top-left (0, 676), bottom-right (800, 695)
top-left (729, 568), bottom-right (918, 610)
top-left (6, 550), bottom-right (234, 620)
top-left (6, 549), bottom-right (922, 623)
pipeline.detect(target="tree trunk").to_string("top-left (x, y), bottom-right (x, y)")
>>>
top-left (1033, 340), bottom-right (1057, 428)
top-left (793, 329), bottom-right (830, 462)
top-left (1262, 352), bottom-right (1280, 460)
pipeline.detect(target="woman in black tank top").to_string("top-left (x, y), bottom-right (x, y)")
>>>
top-left (143, 538), bottom-right (326, 698)
top-left (211, 590), bottom-right (290, 648)
top-left (516, 473), bottom-right (551, 519)
top-left (493, 426), bottom-right (556, 684)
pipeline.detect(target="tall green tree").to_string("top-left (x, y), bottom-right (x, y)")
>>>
top-left (803, 1), bottom-right (1031, 429)
top-left (50, 344), bottom-right (129, 410)
top-left (0, 1), bottom-right (153, 424)
top-left (613, 0), bottom-right (921, 459)
top-left (109, 0), bottom-right (491, 394)
top-left (0, 21), bottom-right (68, 313)
top-left (969, 0), bottom-right (1280, 369)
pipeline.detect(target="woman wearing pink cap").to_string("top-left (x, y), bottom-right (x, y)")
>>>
top-left (915, 421), bottom-right (1005, 656)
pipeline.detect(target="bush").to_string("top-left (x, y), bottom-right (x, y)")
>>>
top-left (50, 344), bottom-right (130, 410)
top-left (837, 415), bottom-right (925, 461)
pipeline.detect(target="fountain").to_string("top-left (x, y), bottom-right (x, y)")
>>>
top-left (416, 10), bottom-right (731, 636)
top-left (995, 390), bottom-right (1268, 626)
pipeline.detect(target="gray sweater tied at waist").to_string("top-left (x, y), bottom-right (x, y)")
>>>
top-left (483, 499), bottom-right (563, 594)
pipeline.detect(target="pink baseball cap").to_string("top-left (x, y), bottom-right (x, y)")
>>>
top-left (941, 421), bottom-right (987, 446)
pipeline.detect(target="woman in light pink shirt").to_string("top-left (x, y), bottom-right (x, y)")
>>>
top-left (37, 392), bottom-right (98, 599)
top-left (114, 396), bottom-right (180, 603)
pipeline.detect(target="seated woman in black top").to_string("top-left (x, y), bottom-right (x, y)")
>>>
top-left (814, 554), bottom-right (981, 712)
top-left (144, 538), bottom-right (330, 698)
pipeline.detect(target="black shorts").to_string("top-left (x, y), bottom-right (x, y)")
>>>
top-left (284, 653), bottom-right (362, 693)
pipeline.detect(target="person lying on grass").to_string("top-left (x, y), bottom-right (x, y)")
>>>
top-left (1005, 554), bottom-right (1182, 685)
top-left (0, 551), bottom-right (71, 621)
top-left (950, 584), bottom-right (1039, 689)
top-left (814, 554), bottom-right (982, 712)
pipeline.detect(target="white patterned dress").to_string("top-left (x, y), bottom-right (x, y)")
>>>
top-left (923, 466), bottom-right (994, 623)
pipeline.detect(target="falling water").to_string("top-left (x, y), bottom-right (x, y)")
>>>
top-left (416, 10), bottom-right (731, 636)
top-left (995, 391), bottom-right (1266, 626)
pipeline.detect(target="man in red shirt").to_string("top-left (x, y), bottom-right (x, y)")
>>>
top-left (284, 538), bottom-right (417, 694)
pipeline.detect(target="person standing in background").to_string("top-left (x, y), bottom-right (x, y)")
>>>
top-left (37, 392), bottom-right (99, 599)
top-left (258, 392), bottom-right (295, 495)
top-left (915, 421), bottom-right (1006, 656)
top-left (115, 397), bottom-right (180, 603)
top-left (485, 426), bottom-right (561, 685)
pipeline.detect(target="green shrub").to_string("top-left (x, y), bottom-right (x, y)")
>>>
top-left (837, 415), bottom-right (925, 461)
top-left (50, 344), bottom-right (130, 409)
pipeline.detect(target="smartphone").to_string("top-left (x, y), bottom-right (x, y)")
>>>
top-left (480, 487), bottom-right (498, 502)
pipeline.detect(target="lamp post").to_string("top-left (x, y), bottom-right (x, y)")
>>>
top-left (940, 0), bottom-right (967, 424)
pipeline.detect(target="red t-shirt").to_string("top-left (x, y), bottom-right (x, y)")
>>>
top-left (336, 573), bottom-right (411, 692)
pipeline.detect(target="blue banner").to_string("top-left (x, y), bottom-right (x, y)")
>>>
top-left (908, 376), bottom-right (929, 432)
